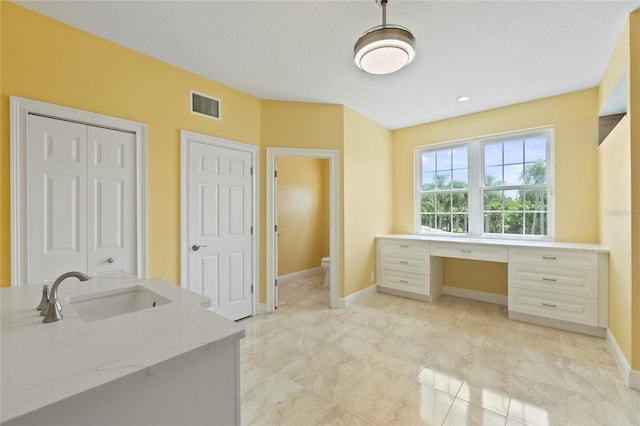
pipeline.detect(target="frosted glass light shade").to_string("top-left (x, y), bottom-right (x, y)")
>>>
top-left (354, 26), bottom-right (416, 75)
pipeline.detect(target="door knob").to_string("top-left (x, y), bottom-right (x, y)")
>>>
top-left (192, 244), bottom-right (208, 252)
top-left (107, 258), bottom-right (114, 264)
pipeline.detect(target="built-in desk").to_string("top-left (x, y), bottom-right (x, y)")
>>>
top-left (376, 235), bottom-right (609, 336)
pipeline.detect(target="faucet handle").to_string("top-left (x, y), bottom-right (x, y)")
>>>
top-left (36, 284), bottom-right (49, 311)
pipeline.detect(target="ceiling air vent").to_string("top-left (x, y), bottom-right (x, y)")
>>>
top-left (190, 90), bottom-right (221, 120)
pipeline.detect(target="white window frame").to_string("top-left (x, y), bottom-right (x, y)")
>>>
top-left (415, 127), bottom-right (554, 240)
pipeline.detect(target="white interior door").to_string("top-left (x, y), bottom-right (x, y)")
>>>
top-left (27, 114), bottom-right (137, 284)
top-left (28, 115), bottom-right (88, 283)
top-left (186, 139), bottom-right (253, 321)
top-left (273, 159), bottom-right (279, 308)
top-left (87, 126), bottom-right (136, 276)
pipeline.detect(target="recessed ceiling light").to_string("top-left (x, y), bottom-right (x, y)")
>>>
top-left (457, 95), bottom-right (471, 102)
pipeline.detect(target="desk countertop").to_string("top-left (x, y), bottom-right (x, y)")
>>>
top-left (376, 234), bottom-right (609, 253)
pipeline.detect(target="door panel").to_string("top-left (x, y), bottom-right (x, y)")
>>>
top-left (28, 115), bottom-right (87, 283)
top-left (27, 115), bottom-right (137, 284)
top-left (87, 126), bottom-right (136, 276)
top-left (187, 140), bottom-right (253, 321)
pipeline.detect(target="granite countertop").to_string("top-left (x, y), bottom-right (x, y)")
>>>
top-left (376, 234), bottom-right (609, 253)
top-left (0, 273), bottom-right (245, 423)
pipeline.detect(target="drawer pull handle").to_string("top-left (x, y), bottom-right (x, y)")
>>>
top-left (399, 280), bottom-right (409, 284)
top-left (399, 261), bottom-right (409, 264)
top-left (542, 277), bottom-right (557, 282)
top-left (400, 245), bottom-right (409, 248)
top-left (542, 303), bottom-right (557, 308)
top-left (461, 249), bottom-right (472, 254)
top-left (542, 256), bottom-right (557, 260)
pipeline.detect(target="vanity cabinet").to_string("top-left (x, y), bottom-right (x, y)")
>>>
top-left (376, 238), bottom-right (442, 301)
top-left (376, 235), bottom-right (608, 336)
top-left (508, 247), bottom-right (607, 329)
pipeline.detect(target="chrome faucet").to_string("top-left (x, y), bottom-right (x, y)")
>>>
top-left (42, 271), bottom-right (91, 323)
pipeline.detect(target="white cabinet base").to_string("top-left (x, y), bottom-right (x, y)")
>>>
top-left (509, 311), bottom-right (606, 338)
top-left (377, 285), bottom-right (438, 302)
top-left (4, 339), bottom-right (241, 426)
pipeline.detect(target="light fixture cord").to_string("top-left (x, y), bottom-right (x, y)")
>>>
top-left (381, 0), bottom-right (388, 27)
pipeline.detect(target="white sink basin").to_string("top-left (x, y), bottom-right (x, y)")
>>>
top-left (68, 286), bottom-right (171, 322)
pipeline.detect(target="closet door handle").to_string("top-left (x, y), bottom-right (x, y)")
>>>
top-left (106, 258), bottom-right (114, 264)
top-left (192, 244), bottom-right (208, 252)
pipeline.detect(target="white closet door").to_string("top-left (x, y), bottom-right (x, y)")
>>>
top-left (87, 126), bottom-right (137, 276)
top-left (27, 115), bottom-right (137, 284)
top-left (28, 115), bottom-right (88, 284)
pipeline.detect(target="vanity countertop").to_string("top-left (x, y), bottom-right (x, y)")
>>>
top-left (0, 274), bottom-right (245, 423)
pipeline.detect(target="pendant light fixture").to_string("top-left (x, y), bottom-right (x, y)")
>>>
top-left (354, 0), bottom-right (416, 75)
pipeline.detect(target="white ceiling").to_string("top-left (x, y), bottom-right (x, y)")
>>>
top-left (14, 0), bottom-right (640, 130)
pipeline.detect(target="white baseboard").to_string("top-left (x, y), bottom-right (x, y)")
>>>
top-left (278, 267), bottom-right (323, 284)
top-left (607, 329), bottom-right (640, 390)
top-left (258, 303), bottom-right (268, 314)
top-left (443, 285), bottom-right (508, 306)
top-left (340, 284), bottom-right (377, 308)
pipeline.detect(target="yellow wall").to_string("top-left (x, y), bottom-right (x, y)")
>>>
top-left (444, 260), bottom-right (508, 295)
top-left (599, 115), bottom-right (632, 361)
top-left (392, 89), bottom-right (599, 294)
top-left (343, 107), bottom-right (393, 295)
top-left (0, 3), bottom-right (261, 286)
top-left (260, 100), bottom-right (344, 297)
top-left (277, 157), bottom-right (328, 276)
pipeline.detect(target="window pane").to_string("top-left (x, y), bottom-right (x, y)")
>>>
top-left (452, 214), bottom-right (468, 233)
top-left (484, 212), bottom-right (503, 233)
top-left (504, 212), bottom-right (523, 234)
top-left (485, 165), bottom-right (503, 186)
top-left (436, 172), bottom-right (452, 189)
top-left (422, 151), bottom-right (436, 172)
top-left (437, 193), bottom-right (452, 213)
top-left (422, 172), bottom-right (436, 190)
top-left (525, 137), bottom-right (546, 163)
top-left (421, 193), bottom-right (436, 213)
top-left (503, 140), bottom-right (523, 164)
top-left (436, 214), bottom-right (451, 232)
top-left (452, 147), bottom-right (468, 169)
top-left (503, 163), bottom-right (523, 186)
top-left (504, 190), bottom-right (523, 211)
top-left (421, 214), bottom-right (436, 230)
top-left (484, 190), bottom-right (503, 211)
top-left (524, 189), bottom-right (547, 211)
top-left (436, 150), bottom-right (452, 170)
top-left (452, 169), bottom-right (468, 188)
top-left (523, 161), bottom-right (546, 184)
top-left (484, 143), bottom-right (502, 166)
top-left (525, 212), bottom-right (546, 235)
top-left (452, 192), bottom-right (468, 212)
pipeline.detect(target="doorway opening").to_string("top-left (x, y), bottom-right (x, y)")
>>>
top-left (266, 148), bottom-right (339, 312)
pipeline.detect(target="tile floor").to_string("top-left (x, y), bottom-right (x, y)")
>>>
top-left (239, 274), bottom-right (640, 425)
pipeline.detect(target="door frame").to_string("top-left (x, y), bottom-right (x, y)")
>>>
top-left (180, 130), bottom-right (259, 317)
top-left (266, 148), bottom-right (339, 312)
top-left (10, 96), bottom-right (148, 287)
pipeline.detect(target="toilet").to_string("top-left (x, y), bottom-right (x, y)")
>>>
top-left (321, 257), bottom-right (331, 286)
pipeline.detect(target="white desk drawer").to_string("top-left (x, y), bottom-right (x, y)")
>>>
top-left (509, 265), bottom-right (597, 298)
top-left (381, 253), bottom-right (429, 274)
top-left (508, 248), bottom-right (597, 271)
top-left (379, 239), bottom-right (429, 256)
top-left (430, 242), bottom-right (508, 263)
top-left (379, 269), bottom-right (430, 296)
top-left (509, 287), bottom-right (597, 326)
